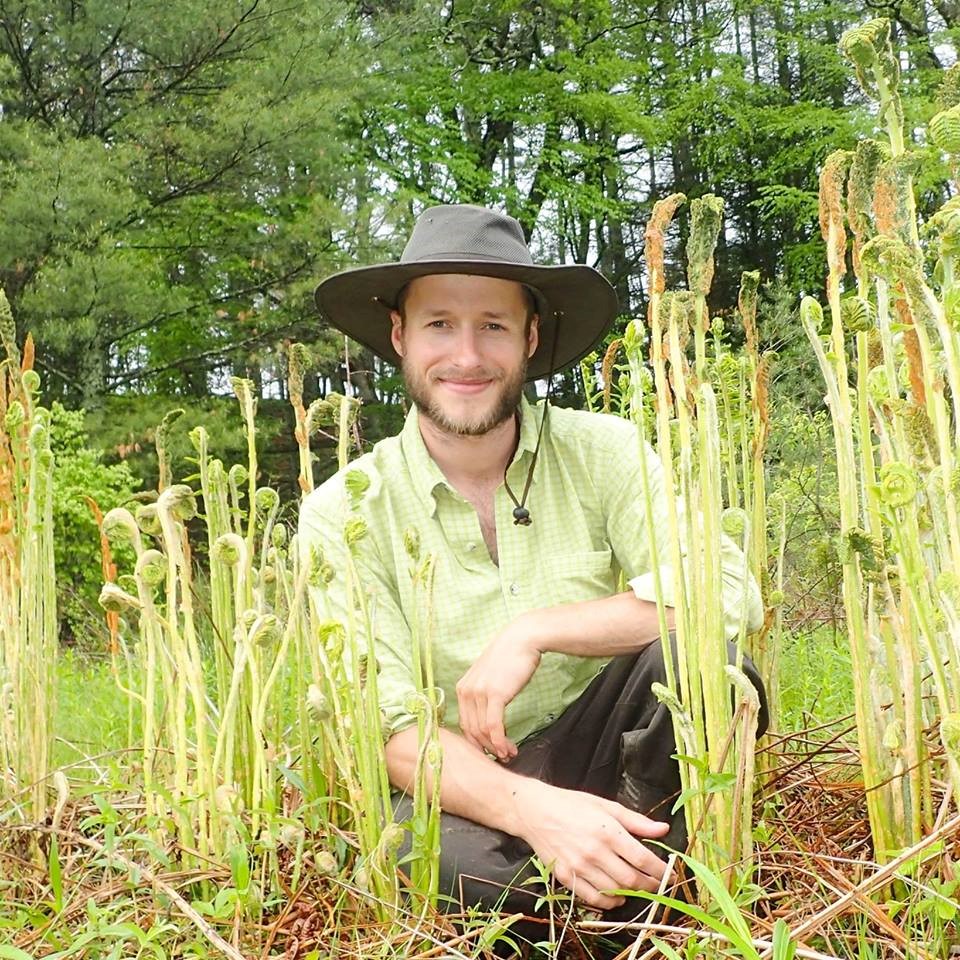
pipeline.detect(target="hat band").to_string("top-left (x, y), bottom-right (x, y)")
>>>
top-left (401, 250), bottom-right (534, 265)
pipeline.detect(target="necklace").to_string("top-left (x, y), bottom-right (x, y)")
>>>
top-left (502, 311), bottom-right (561, 526)
top-left (503, 403), bottom-right (549, 525)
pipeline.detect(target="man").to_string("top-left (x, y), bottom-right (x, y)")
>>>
top-left (300, 205), bottom-right (766, 920)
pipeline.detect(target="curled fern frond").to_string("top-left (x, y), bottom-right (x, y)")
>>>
top-left (738, 270), bottom-right (761, 355)
top-left (839, 19), bottom-right (895, 98)
top-left (839, 19), bottom-right (903, 142)
top-left (644, 193), bottom-right (686, 296)
top-left (929, 104), bottom-right (960, 155)
top-left (799, 296), bottom-right (826, 336)
top-left (924, 196), bottom-right (960, 258)
top-left (0, 289), bottom-right (19, 369)
top-left (841, 295), bottom-right (876, 333)
top-left (847, 139), bottom-right (888, 244)
top-left (874, 154), bottom-right (921, 246)
top-left (859, 235), bottom-right (923, 285)
top-left (686, 194), bottom-right (724, 298)
top-left (659, 291), bottom-right (695, 350)
top-left (819, 151), bottom-right (852, 278)
top-left (937, 63), bottom-right (960, 110)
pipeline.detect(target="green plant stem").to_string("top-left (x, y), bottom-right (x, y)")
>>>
top-left (802, 299), bottom-right (897, 859)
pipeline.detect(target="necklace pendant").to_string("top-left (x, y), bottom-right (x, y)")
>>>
top-left (512, 506), bottom-right (531, 525)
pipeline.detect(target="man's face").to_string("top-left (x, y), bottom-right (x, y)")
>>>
top-left (390, 274), bottom-right (539, 437)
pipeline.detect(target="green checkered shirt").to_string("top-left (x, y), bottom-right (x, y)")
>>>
top-left (299, 396), bottom-right (762, 743)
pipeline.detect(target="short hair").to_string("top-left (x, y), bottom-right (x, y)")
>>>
top-left (395, 279), bottom-right (539, 334)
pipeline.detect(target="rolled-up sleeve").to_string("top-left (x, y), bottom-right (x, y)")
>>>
top-left (602, 429), bottom-right (763, 640)
top-left (298, 485), bottom-right (419, 736)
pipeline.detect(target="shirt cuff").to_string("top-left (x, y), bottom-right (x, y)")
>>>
top-left (628, 568), bottom-right (763, 640)
top-left (628, 568), bottom-right (676, 608)
top-left (381, 704), bottom-right (419, 738)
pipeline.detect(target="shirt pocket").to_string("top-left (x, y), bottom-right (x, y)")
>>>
top-left (539, 548), bottom-right (615, 604)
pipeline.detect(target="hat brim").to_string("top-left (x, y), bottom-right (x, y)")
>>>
top-left (314, 259), bottom-right (618, 382)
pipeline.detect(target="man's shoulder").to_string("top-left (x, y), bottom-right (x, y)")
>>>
top-left (301, 433), bottom-right (403, 517)
top-left (546, 404), bottom-right (641, 456)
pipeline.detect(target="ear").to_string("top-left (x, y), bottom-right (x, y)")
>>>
top-left (389, 311), bottom-right (404, 357)
top-left (527, 314), bottom-right (540, 358)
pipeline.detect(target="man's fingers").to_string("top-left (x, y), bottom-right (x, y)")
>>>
top-left (613, 803), bottom-right (672, 838)
top-left (458, 682), bottom-right (517, 759)
top-left (609, 834), bottom-right (671, 889)
top-left (456, 686), bottom-right (483, 751)
top-left (458, 688), bottom-right (501, 757)
top-left (483, 697), bottom-right (511, 759)
top-left (604, 821), bottom-right (673, 888)
top-left (554, 867), bottom-right (624, 911)
top-left (591, 847), bottom-right (657, 896)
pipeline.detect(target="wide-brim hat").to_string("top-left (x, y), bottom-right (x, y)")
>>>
top-left (314, 204), bottom-right (619, 382)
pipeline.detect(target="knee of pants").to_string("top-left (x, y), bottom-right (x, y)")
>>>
top-left (643, 634), bottom-right (770, 737)
top-left (391, 791), bottom-right (547, 916)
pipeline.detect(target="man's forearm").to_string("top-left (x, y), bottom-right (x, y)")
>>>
top-left (385, 718), bottom-right (673, 910)
top-left (453, 592), bottom-right (675, 759)
top-left (520, 590), bottom-right (675, 658)
top-left (385, 725), bottom-right (529, 835)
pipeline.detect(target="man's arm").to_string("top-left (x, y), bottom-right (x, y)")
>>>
top-left (385, 724), bottom-right (671, 910)
top-left (456, 591), bottom-right (674, 759)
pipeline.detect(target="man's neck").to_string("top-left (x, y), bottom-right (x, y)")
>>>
top-left (417, 409), bottom-right (519, 492)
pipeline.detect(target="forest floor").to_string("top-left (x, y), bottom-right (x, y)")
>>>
top-left (2, 633), bottom-right (958, 960)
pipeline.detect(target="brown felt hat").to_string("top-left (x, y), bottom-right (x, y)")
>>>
top-left (314, 204), bottom-right (619, 382)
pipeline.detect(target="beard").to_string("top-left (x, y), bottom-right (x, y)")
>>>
top-left (402, 357), bottom-right (527, 437)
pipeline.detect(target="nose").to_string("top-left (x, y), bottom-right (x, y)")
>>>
top-left (450, 327), bottom-right (483, 368)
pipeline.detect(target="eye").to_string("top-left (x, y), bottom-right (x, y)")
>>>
top-left (484, 322), bottom-right (506, 331)
top-left (427, 319), bottom-right (449, 329)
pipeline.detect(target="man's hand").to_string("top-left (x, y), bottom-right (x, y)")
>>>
top-left (456, 616), bottom-right (542, 760)
top-left (510, 778), bottom-right (672, 910)
top-left (456, 595), bottom-right (672, 762)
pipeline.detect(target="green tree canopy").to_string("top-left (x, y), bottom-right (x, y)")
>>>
top-left (0, 0), bottom-right (373, 404)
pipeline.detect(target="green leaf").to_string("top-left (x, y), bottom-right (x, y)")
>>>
top-left (673, 753), bottom-right (709, 772)
top-left (704, 771), bottom-right (737, 793)
top-left (771, 919), bottom-right (797, 960)
top-left (229, 844), bottom-right (250, 895)
top-left (884, 899), bottom-right (906, 919)
top-left (671, 785), bottom-right (699, 814)
top-left (650, 937), bottom-right (684, 960)
top-left (613, 889), bottom-right (735, 943)
top-left (0, 948), bottom-right (36, 960)
top-left (48, 835), bottom-right (63, 913)
top-left (671, 850), bottom-right (759, 957)
top-left (276, 763), bottom-right (306, 793)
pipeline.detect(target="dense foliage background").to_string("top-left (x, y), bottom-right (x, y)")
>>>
top-left (2, 0), bottom-right (955, 412)
top-left (1, 0), bottom-right (956, 638)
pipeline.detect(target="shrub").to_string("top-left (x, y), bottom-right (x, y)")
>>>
top-left (49, 403), bottom-right (140, 646)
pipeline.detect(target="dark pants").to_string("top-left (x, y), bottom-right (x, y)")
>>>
top-left (394, 639), bottom-right (769, 919)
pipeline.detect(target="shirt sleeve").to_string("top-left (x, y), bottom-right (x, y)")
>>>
top-left (602, 428), bottom-right (764, 640)
top-left (298, 484), bottom-right (420, 736)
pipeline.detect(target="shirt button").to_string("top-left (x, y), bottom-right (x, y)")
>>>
top-left (545, 713), bottom-right (556, 723)
top-left (509, 582), bottom-right (520, 596)
top-left (465, 541), bottom-right (476, 552)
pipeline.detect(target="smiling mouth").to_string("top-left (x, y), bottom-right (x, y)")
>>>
top-left (438, 379), bottom-right (493, 394)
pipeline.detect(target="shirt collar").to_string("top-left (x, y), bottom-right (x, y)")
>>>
top-left (515, 393), bottom-right (543, 459)
top-left (400, 406), bottom-right (448, 512)
top-left (400, 395), bottom-right (545, 514)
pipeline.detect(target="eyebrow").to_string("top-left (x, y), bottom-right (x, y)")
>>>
top-left (418, 308), bottom-right (515, 320)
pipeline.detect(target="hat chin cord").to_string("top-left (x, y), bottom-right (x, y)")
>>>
top-left (502, 311), bottom-right (562, 526)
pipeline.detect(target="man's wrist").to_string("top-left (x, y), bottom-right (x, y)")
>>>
top-left (503, 772), bottom-right (552, 837)
top-left (514, 607), bottom-right (553, 656)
